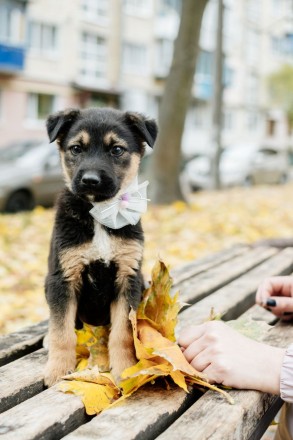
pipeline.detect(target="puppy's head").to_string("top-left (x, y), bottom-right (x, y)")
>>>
top-left (46, 108), bottom-right (157, 202)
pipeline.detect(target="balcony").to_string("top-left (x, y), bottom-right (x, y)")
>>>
top-left (0, 43), bottom-right (25, 74)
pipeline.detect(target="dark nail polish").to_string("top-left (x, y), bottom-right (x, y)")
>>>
top-left (266, 299), bottom-right (277, 307)
top-left (283, 312), bottom-right (293, 316)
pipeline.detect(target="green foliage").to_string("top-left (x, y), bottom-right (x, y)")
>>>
top-left (268, 64), bottom-right (293, 129)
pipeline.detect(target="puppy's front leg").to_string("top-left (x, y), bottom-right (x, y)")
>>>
top-left (45, 283), bottom-right (77, 387)
top-left (109, 295), bottom-right (137, 384)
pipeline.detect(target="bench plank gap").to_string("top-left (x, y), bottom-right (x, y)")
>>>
top-left (0, 320), bottom-right (48, 367)
top-left (177, 247), bottom-right (293, 333)
top-left (176, 247), bottom-right (278, 305)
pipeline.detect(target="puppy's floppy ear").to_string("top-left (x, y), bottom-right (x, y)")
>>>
top-left (46, 108), bottom-right (80, 143)
top-left (124, 112), bottom-right (158, 148)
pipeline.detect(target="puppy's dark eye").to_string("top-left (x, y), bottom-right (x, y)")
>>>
top-left (70, 145), bottom-right (82, 156)
top-left (110, 146), bottom-right (125, 157)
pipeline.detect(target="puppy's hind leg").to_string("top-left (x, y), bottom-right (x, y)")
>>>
top-left (109, 295), bottom-right (137, 385)
top-left (44, 290), bottom-right (77, 387)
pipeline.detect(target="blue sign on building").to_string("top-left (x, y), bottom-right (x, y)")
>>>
top-left (0, 43), bottom-right (25, 72)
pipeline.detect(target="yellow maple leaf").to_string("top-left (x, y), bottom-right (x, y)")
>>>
top-left (75, 323), bottom-right (110, 372)
top-left (137, 261), bottom-right (180, 342)
top-left (59, 381), bottom-right (120, 415)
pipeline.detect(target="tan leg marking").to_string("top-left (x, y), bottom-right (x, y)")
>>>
top-left (44, 299), bottom-right (77, 387)
top-left (109, 295), bottom-right (137, 383)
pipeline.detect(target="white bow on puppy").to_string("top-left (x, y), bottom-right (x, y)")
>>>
top-left (90, 177), bottom-right (149, 229)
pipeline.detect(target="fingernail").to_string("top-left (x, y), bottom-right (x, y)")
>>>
top-left (266, 299), bottom-right (277, 307)
top-left (283, 312), bottom-right (293, 316)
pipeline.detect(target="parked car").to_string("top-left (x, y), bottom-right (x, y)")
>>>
top-left (0, 141), bottom-right (64, 212)
top-left (182, 144), bottom-right (290, 191)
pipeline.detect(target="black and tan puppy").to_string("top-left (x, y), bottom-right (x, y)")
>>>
top-left (44, 107), bottom-right (157, 386)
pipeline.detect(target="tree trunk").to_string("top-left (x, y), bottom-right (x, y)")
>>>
top-left (147, 0), bottom-right (209, 204)
top-left (210, 0), bottom-right (224, 190)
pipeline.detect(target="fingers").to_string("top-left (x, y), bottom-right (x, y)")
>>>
top-left (183, 336), bottom-right (208, 363)
top-left (256, 276), bottom-right (293, 305)
top-left (190, 349), bottom-right (212, 373)
top-left (178, 324), bottom-right (206, 349)
top-left (264, 296), bottom-right (293, 315)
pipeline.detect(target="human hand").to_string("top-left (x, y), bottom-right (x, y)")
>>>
top-left (256, 276), bottom-right (293, 319)
top-left (178, 321), bottom-right (285, 394)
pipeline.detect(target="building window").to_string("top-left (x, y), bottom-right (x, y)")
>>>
top-left (123, 43), bottom-right (149, 75)
top-left (28, 22), bottom-right (58, 56)
top-left (80, 0), bottom-right (108, 24)
top-left (272, 34), bottom-right (293, 56)
top-left (194, 50), bottom-right (213, 100)
top-left (224, 64), bottom-right (234, 88)
top-left (80, 32), bottom-right (107, 82)
top-left (158, 0), bottom-right (181, 14)
top-left (155, 39), bottom-right (173, 77)
top-left (27, 93), bottom-right (56, 121)
top-left (0, 4), bottom-right (23, 44)
top-left (123, 0), bottom-right (153, 17)
top-left (223, 110), bottom-right (234, 131)
top-left (246, 74), bottom-right (259, 106)
top-left (246, 0), bottom-right (260, 23)
top-left (246, 28), bottom-right (260, 65)
top-left (247, 109), bottom-right (258, 131)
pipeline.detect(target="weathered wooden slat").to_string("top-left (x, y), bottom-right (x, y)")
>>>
top-left (0, 348), bottom-right (47, 413)
top-left (171, 245), bottom-right (248, 286)
top-left (0, 383), bottom-right (200, 440)
top-left (157, 319), bottom-right (293, 440)
top-left (63, 386), bottom-right (200, 440)
top-left (177, 248), bottom-right (293, 333)
top-left (0, 386), bottom-right (88, 440)
top-left (239, 304), bottom-right (276, 324)
top-left (0, 320), bottom-right (48, 367)
top-left (176, 247), bottom-right (278, 305)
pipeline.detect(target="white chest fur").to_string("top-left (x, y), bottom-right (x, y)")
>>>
top-left (91, 221), bottom-right (113, 264)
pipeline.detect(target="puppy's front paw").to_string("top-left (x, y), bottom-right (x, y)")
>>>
top-left (44, 356), bottom-right (76, 387)
top-left (111, 350), bottom-right (137, 385)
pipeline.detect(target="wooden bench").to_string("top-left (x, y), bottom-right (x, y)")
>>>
top-left (1, 244), bottom-right (293, 440)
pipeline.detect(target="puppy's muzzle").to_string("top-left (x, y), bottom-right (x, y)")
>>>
top-left (81, 172), bottom-right (101, 189)
top-left (73, 169), bottom-right (119, 201)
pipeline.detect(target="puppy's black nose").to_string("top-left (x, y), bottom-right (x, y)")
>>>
top-left (81, 172), bottom-right (101, 187)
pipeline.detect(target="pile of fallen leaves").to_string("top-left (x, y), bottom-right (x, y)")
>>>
top-left (1, 183), bottom-right (293, 334)
top-left (59, 261), bottom-right (232, 414)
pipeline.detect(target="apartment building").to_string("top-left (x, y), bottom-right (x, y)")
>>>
top-left (0, 0), bottom-right (292, 153)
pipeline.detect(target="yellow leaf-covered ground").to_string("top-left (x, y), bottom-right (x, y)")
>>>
top-left (1, 183), bottom-right (293, 334)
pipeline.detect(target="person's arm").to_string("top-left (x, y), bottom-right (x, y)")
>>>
top-left (281, 344), bottom-right (293, 402)
top-left (178, 321), bottom-right (285, 394)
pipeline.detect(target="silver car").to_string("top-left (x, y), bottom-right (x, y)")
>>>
top-left (0, 141), bottom-right (64, 212)
top-left (183, 145), bottom-right (290, 191)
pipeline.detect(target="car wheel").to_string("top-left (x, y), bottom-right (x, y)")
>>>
top-left (5, 190), bottom-right (35, 213)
